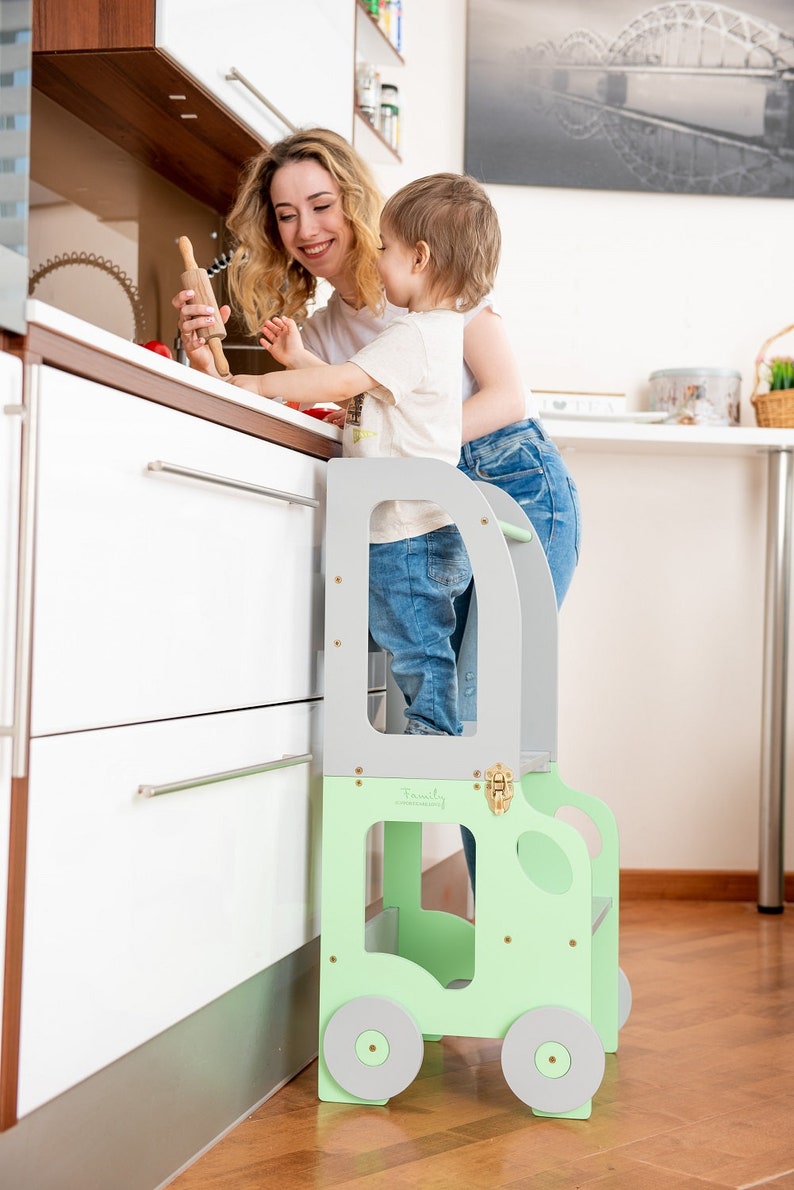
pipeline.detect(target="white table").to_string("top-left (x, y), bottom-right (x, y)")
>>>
top-left (546, 418), bottom-right (794, 913)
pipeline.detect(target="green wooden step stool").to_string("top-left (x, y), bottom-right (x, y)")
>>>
top-left (318, 457), bottom-right (630, 1119)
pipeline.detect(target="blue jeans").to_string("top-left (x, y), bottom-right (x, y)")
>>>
top-left (458, 417), bottom-right (581, 604)
top-left (369, 525), bottom-right (472, 737)
top-left (456, 417), bottom-right (582, 894)
top-left (453, 416), bottom-right (581, 720)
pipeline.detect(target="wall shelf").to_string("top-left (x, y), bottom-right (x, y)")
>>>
top-left (355, 1), bottom-right (404, 70)
top-left (354, 106), bottom-right (401, 164)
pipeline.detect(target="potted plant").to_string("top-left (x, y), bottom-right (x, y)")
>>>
top-left (767, 355), bottom-right (794, 392)
top-left (751, 323), bottom-right (794, 426)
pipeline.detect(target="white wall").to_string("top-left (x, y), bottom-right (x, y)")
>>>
top-left (390, 0), bottom-right (794, 874)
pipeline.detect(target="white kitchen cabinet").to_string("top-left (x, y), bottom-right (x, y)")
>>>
top-left (0, 323), bottom-right (334, 1135)
top-left (30, 366), bottom-right (325, 736)
top-left (17, 698), bottom-right (323, 1116)
top-left (0, 354), bottom-right (23, 1087)
top-left (157, 0), bottom-right (354, 143)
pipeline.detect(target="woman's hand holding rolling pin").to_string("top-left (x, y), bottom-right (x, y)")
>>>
top-left (172, 289), bottom-right (232, 379)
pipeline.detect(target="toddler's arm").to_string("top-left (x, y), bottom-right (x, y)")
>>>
top-left (231, 360), bottom-right (371, 406)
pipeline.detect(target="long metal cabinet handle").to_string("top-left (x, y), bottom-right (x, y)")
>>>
top-left (9, 367), bottom-right (39, 777)
top-left (138, 752), bottom-right (313, 799)
top-left (147, 460), bottom-right (319, 508)
top-left (224, 67), bottom-right (297, 132)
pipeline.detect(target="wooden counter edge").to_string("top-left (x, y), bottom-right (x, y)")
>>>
top-left (1, 326), bottom-right (341, 462)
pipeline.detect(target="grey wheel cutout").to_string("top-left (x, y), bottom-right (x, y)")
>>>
top-left (501, 1006), bottom-right (605, 1114)
top-left (323, 996), bottom-right (424, 1101)
top-left (618, 967), bottom-right (632, 1030)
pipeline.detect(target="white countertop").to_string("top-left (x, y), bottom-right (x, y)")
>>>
top-left (24, 299), bottom-right (340, 445)
top-left (541, 414), bottom-right (794, 457)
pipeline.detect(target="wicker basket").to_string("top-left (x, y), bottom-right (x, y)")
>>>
top-left (751, 321), bottom-right (794, 427)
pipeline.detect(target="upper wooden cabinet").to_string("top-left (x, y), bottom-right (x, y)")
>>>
top-left (32, 1), bottom-right (260, 214)
top-left (32, 0), bottom-right (354, 214)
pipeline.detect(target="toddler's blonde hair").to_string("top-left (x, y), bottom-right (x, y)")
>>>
top-left (380, 173), bottom-right (500, 312)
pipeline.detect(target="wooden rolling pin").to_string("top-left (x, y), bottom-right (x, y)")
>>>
top-left (178, 235), bottom-right (231, 378)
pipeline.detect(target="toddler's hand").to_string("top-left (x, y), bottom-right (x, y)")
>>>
top-left (323, 406), bottom-right (347, 428)
top-left (228, 374), bottom-right (266, 395)
top-left (260, 316), bottom-right (304, 368)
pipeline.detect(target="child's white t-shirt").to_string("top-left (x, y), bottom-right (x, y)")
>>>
top-left (344, 309), bottom-right (463, 544)
top-left (301, 291), bottom-right (537, 417)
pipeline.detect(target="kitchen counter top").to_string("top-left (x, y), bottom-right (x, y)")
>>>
top-left (5, 301), bottom-right (341, 462)
top-left (542, 414), bottom-right (794, 456)
top-left (545, 409), bottom-right (794, 914)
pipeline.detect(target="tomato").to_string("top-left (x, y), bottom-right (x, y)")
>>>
top-left (141, 340), bottom-right (173, 359)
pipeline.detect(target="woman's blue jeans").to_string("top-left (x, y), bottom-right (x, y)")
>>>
top-left (455, 417), bottom-right (582, 894)
top-left (458, 417), bottom-right (581, 606)
top-left (369, 524), bottom-right (472, 737)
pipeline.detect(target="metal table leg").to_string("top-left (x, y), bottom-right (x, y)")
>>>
top-left (758, 448), bottom-right (792, 913)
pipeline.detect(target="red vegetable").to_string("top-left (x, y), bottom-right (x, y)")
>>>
top-left (141, 340), bottom-right (173, 359)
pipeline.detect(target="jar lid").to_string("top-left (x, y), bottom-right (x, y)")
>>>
top-left (649, 367), bottom-right (741, 379)
top-left (380, 83), bottom-right (399, 97)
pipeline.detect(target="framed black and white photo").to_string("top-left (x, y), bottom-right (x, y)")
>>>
top-left (464, 0), bottom-right (794, 196)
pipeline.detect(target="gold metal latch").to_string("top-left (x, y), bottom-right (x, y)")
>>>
top-left (485, 763), bottom-right (514, 815)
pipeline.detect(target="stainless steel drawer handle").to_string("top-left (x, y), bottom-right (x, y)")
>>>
top-left (147, 460), bottom-right (319, 508)
top-left (225, 67), bottom-right (297, 133)
top-left (138, 752), bottom-right (313, 799)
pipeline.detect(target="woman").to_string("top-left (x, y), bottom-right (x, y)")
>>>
top-left (173, 127), bottom-right (580, 608)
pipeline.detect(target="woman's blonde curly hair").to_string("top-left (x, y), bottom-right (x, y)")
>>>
top-left (226, 128), bottom-right (385, 334)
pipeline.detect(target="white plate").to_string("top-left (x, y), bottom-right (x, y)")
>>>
top-left (540, 409), bottom-right (668, 424)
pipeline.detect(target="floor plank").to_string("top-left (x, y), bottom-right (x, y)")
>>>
top-left (168, 901), bottom-right (794, 1189)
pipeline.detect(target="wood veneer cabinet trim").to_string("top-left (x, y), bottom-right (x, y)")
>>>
top-left (33, 0), bottom-right (156, 52)
top-left (32, 0), bottom-right (265, 214)
top-left (0, 777), bottom-right (29, 1131)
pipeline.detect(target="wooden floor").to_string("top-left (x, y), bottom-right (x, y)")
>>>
top-left (169, 901), bottom-right (794, 1189)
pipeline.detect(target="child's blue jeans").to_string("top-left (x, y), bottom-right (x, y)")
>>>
top-left (369, 524), bottom-right (472, 737)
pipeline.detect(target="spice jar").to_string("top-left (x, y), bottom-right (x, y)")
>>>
top-left (356, 62), bottom-right (380, 126)
top-left (379, 83), bottom-right (399, 150)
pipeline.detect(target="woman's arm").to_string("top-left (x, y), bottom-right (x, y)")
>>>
top-left (461, 305), bottom-right (527, 444)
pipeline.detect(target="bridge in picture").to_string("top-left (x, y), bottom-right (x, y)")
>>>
top-left (516, 2), bottom-right (794, 194)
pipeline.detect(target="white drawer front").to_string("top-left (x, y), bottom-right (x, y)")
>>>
top-left (31, 367), bottom-right (326, 734)
top-left (18, 700), bottom-right (323, 1116)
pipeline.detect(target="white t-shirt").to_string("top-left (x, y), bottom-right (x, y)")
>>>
top-left (300, 291), bottom-right (537, 417)
top-left (345, 309), bottom-right (463, 543)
